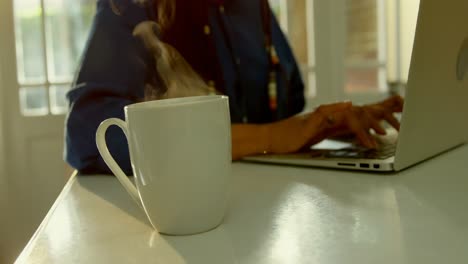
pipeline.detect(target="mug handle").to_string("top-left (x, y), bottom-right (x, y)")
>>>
top-left (96, 118), bottom-right (143, 208)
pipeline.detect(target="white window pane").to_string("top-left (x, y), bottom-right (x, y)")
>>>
top-left (287, 0), bottom-right (315, 97)
top-left (269, 0), bottom-right (288, 32)
top-left (307, 72), bottom-right (316, 98)
top-left (50, 85), bottom-right (70, 115)
top-left (270, 0), bottom-right (316, 98)
top-left (14, 0), bottom-right (46, 84)
top-left (44, 0), bottom-right (96, 83)
top-left (20, 87), bottom-right (49, 116)
top-left (345, 0), bottom-right (386, 92)
top-left (286, 0), bottom-right (308, 66)
top-left (346, 68), bottom-right (378, 92)
top-left (300, 66), bottom-right (316, 98)
top-left (346, 0), bottom-right (378, 63)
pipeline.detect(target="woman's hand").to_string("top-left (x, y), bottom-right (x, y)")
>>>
top-left (265, 95), bottom-right (404, 154)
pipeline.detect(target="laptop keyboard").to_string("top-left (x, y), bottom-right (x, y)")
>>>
top-left (249, 130), bottom-right (399, 161)
top-left (325, 143), bottom-right (396, 160)
top-left (325, 133), bottom-right (398, 160)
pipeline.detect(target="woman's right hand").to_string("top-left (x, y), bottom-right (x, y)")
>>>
top-left (265, 95), bottom-right (404, 154)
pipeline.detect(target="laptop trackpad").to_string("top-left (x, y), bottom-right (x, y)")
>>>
top-left (310, 139), bottom-right (356, 150)
top-left (310, 135), bottom-right (397, 160)
top-left (310, 139), bottom-right (366, 159)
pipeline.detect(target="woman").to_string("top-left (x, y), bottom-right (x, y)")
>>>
top-left (65, 0), bottom-right (403, 174)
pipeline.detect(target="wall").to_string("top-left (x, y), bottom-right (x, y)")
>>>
top-left (400, 0), bottom-right (420, 82)
top-left (0, 0), bottom-right (6, 185)
top-left (0, 6), bottom-right (9, 262)
top-left (0, 0), bottom-right (73, 261)
top-left (0, 50), bottom-right (5, 183)
top-left (386, 0), bottom-right (420, 82)
top-left (385, 0), bottom-right (398, 81)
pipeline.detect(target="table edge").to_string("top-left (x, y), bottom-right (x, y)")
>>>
top-left (14, 171), bottom-right (79, 263)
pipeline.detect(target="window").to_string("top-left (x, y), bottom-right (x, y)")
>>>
top-left (270, 0), bottom-right (317, 97)
top-left (345, 0), bottom-right (387, 93)
top-left (13, 0), bottom-right (95, 116)
top-left (12, 0), bottom-right (419, 115)
top-left (272, 0), bottom-right (419, 105)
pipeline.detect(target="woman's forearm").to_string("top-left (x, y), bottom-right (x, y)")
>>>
top-left (230, 111), bottom-right (322, 160)
top-left (231, 124), bottom-right (270, 160)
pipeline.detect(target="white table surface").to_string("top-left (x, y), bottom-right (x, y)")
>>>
top-left (16, 145), bottom-right (468, 264)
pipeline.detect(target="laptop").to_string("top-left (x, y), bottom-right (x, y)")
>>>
top-left (243, 0), bottom-right (468, 172)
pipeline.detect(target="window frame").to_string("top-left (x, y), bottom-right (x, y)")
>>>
top-left (13, 0), bottom-right (95, 117)
top-left (310, 0), bottom-right (394, 108)
top-left (8, 0), bottom-right (415, 115)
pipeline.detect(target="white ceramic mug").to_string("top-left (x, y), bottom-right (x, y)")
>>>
top-left (96, 95), bottom-right (231, 235)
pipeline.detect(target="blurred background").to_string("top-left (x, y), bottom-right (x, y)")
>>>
top-left (0, 0), bottom-right (420, 262)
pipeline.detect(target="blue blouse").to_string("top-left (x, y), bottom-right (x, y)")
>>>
top-left (65, 0), bottom-right (305, 174)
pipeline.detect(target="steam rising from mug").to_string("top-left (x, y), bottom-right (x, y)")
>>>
top-left (133, 21), bottom-right (211, 100)
top-left (109, 0), bottom-right (210, 100)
